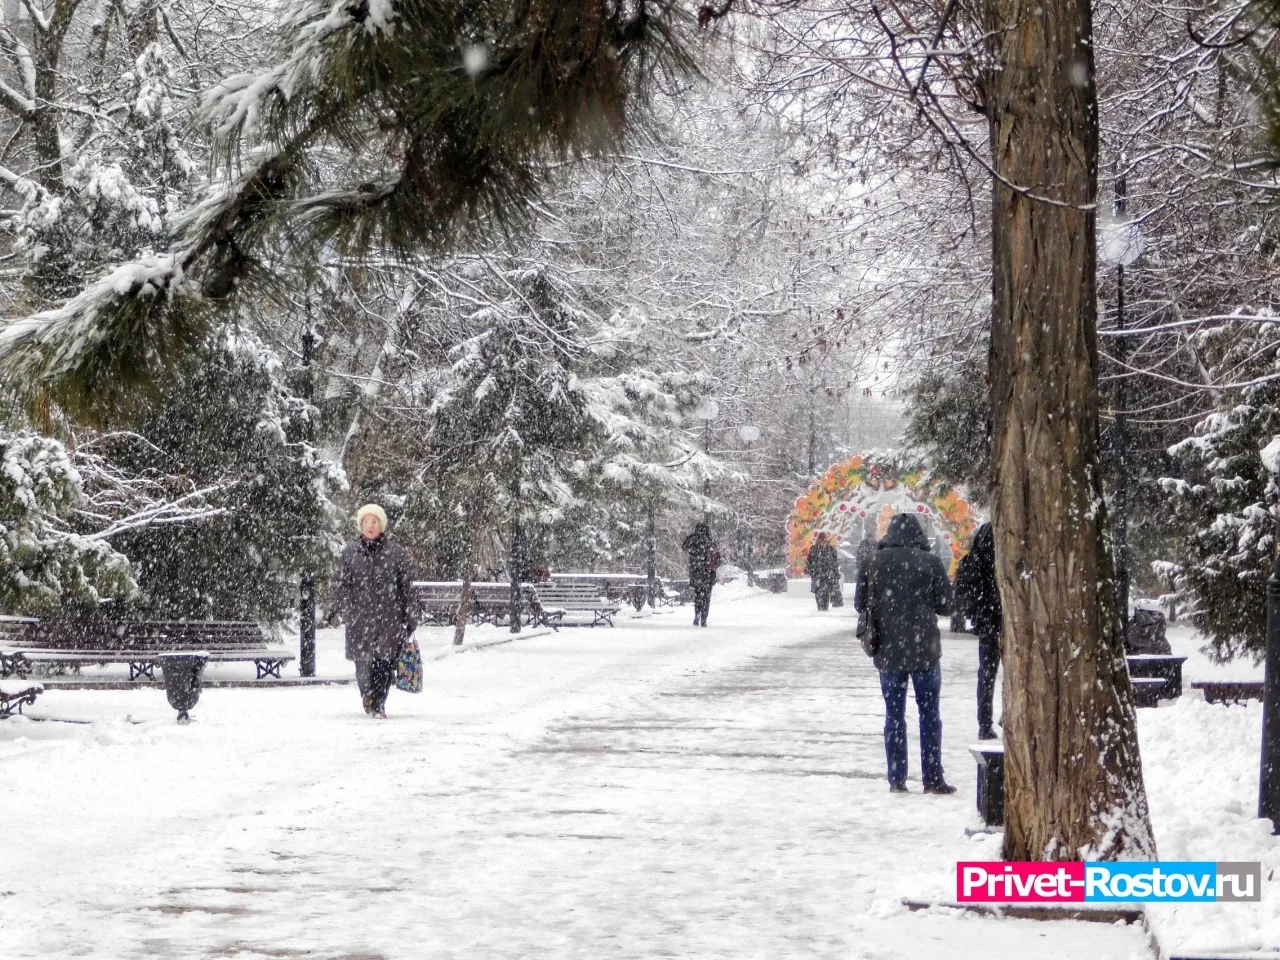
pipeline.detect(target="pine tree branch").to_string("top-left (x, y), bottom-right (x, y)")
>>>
top-left (0, 0), bottom-right (697, 407)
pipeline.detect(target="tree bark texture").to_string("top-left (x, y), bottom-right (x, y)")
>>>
top-left (984, 0), bottom-right (1156, 860)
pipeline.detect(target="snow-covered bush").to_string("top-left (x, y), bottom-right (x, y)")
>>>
top-left (0, 431), bottom-right (135, 615)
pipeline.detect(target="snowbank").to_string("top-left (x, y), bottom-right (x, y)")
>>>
top-left (1140, 697), bottom-right (1280, 954)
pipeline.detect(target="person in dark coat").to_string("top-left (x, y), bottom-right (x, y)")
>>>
top-left (854, 527), bottom-right (878, 584)
top-left (855, 513), bottom-right (956, 794)
top-left (955, 521), bottom-right (1000, 739)
top-left (331, 503), bottom-right (416, 718)
top-left (805, 533), bottom-right (842, 611)
top-left (682, 521), bottom-right (720, 627)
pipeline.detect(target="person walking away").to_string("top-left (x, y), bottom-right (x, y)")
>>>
top-left (827, 535), bottom-right (845, 607)
top-left (806, 533), bottom-right (841, 611)
top-left (855, 513), bottom-right (956, 794)
top-left (854, 525), bottom-right (878, 585)
top-left (955, 521), bottom-right (1001, 739)
top-left (331, 503), bottom-right (416, 718)
top-left (682, 521), bottom-right (720, 627)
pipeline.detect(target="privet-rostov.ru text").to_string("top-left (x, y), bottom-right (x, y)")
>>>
top-left (956, 862), bottom-right (1262, 903)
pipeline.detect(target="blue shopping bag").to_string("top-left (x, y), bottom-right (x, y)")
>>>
top-left (395, 636), bottom-right (423, 693)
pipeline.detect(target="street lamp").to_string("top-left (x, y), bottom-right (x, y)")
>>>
top-left (1100, 164), bottom-right (1144, 638)
top-left (1260, 444), bottom-right (1280, 831)
top-left (1263, 552), bottom-right (1280, 832)
top-left (695, 399), bottom-right (719, 506)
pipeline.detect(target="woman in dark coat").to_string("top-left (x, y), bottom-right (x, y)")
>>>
top-left (682, 521), bottom-right (720, 627)
top-left (855, 513), bottom-right (956, 794)
top-left (955, 521), bottom-right (1001, 739)
top-left (805, 533), bottom-right (842, 611)
top-left (331, 503), bottom-right (416, 718)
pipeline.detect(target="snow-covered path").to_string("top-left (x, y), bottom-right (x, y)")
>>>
top-left (2, 589), bottom-right (1151, 959)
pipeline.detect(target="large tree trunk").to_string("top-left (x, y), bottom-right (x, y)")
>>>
top-left (31, 22), bottom-right (66, 191)
top-left (984, 0), bottom-right (1156, 860)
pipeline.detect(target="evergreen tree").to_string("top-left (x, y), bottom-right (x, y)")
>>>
top-left (107, 330), bottom-right (345, 621)
top-left (0, 430), bottom-right (135, 614)
top-left (1158, 322), bottom-right (1280, 662)
top-left (9, 42), bottom-right (195, 303)
top-left (0, 0), bottom-right (695, 406)
top-left (903, 365), bottom-right (990, 503)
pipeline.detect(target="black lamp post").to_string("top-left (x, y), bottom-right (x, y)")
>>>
top-left (298, 320), bottom-right (317, 678)
top-left (1106, 168), bottom-right (1140, 639)
top-left (1114, 174), bottom-right (1130, 638)
top-left (1262, 554), bottom-right (1280, 832)
top-left (697, 400), bottom-right (718, 517)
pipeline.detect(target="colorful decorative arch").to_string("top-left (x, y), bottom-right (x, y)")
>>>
top-left (787, 454), bottom-right (980, 576)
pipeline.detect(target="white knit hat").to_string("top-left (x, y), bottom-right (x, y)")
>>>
top-left (355, 503), bottom-right (388, 534)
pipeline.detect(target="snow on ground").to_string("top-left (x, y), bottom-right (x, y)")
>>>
top-left (1141, 696), bottom-right (1280, 956)
top-left (0, 584), bottom-right (1238, 960)
top-left (1134, 612), bottom-right (1279, 955)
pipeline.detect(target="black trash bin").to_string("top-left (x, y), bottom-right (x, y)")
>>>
top-left (969, 743), bottom-right (1005, 826)
top-left (157, 652), bottom-right (208, 724)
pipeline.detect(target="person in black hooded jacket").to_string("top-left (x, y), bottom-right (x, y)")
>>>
top-left (955, 521), bottom-right (1001, 739)
top-left (855, 512), bottom-right (956, 794)
top-left (805, 533), bottom-right (842, 611)
top-left (682, 521), bottom-right (720, 627)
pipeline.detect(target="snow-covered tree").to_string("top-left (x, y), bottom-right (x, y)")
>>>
top-left (7, 41), bottom-right (195, 302)
top-left (1158, 319), bottom-right (1280, 662)
top-left (106, 329), bottom-right (345, 622)
top-left (903, 364), bottom-right (990, 504)
top-left (0, 429), bottom-right (135, 614)
top-left (384, 266), bottom-right (706, 638)
top-left (0, 0), bottom-right (696, 398)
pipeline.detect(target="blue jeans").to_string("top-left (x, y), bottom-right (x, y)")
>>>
top-left (879, 664), bottom-right (945, 788)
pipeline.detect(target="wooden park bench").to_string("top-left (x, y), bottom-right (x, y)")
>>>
top-left (411, 581), bottom-right (555, 630)
top-left (0, 677), bottom-right (43, 718)
top-left (648, 578), bottom-right (685, 608)
top-left (1190, 680), bottom-right (1265, 704)
top-left (550, 573), bottom-right (691, 610)
top-left (1126, 654), bottom-right (1187, 703)
top-left (0, 617), bottom-right (293, 681)
top-left (532, 582), bottom-right (621, 627)
top-left (665, 578), bottom-right (693, 605)
top-left (1130, 677), bottom-right (1169, 708)
top-left (549, 572), bottom-right (647, 602)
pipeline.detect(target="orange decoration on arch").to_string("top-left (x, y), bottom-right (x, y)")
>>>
top-left (786, 454), bottom-right (980, 577)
